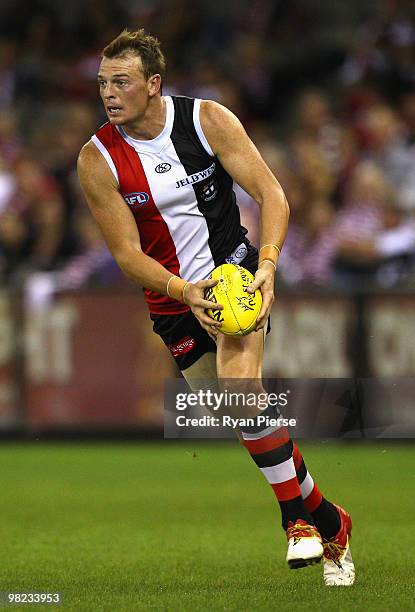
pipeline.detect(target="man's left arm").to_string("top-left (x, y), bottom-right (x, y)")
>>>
top-left (200, 100), bottom-right (290, 330)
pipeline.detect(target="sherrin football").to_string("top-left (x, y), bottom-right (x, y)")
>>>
top-left (205, 264), bottom-right (262, 336)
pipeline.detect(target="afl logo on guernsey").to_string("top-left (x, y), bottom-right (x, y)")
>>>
top-left (155, 163), bottom-right (171, 173)
top-left (124, 192), bottom-right (149, 208)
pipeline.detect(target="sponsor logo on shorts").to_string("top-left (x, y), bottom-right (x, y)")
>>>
top-left (123, 192), bottom-right (149, 208)
top-left (155, 163), bottom-right (171, 173)
top-left (167, 336), bottom-right (196, 357)
top-left (175, 162), bottom-right (216, 188)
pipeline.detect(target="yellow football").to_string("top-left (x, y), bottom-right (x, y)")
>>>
top-left (205, 263), bottom-right (262, 336)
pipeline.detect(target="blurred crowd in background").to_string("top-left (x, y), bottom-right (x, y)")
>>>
top-left (0, 0), bottom-right (415, 294)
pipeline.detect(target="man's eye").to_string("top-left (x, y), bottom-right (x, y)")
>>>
top-left (98, 81), bottom-right (106, 87)
top-left (116, 80), bottom-right (127, 86)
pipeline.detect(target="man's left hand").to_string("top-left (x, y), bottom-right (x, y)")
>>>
top-left (246, 261), bottom-right (275, 331)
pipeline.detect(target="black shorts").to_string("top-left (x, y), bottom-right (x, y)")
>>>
top-left (151, 242), bottom-right (269, 370)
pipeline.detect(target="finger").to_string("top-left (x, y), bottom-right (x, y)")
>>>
top-left (208, 324), bottom-right (219, 337)
top-left (256, 309), bottom-right (271, 331)
top-left (255, 300), bottom-right (272, 330)
top-left (255, 311), bottom-right (268, 331)
top-left (199, 278), bottom-right (219, 288)
top-left (246, 278), bottom-right (263, 293)
top-left (201, 299), bottom-right (223, 310)
top-left (200, 321), bottom-right (219, 339)
top-left (200, 313), bottom-right (222, 327)
top-left (256, 302), bottom-right (270, 325)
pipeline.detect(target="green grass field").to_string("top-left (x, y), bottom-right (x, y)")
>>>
top-left (0, 441), bottom-right (413, 611)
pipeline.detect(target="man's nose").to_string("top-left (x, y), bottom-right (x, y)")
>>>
top-left (103, 83), bottom-right (115, 98)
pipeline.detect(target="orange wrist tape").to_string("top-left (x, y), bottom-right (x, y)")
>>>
top-left (259, 244), bottom-right (281, 267)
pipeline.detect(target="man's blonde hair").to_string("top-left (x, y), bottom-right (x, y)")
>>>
top-left (102, 29), bottom-right (166, 81)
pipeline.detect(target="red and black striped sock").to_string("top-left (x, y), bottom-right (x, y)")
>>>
top-left (242, 426), bottom-right (314, 530)
top-left (292, 442), bottom-right (340, 539)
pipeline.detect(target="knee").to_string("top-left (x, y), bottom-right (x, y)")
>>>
top-left (218, 376), bottom-right (264, 395)
top-left (217, 358), bottom-right (262, 379)
top-left (218, 377), bottom-right (267, 419)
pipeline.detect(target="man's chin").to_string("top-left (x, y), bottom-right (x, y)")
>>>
top-left (107, 115), bottom-right (125, 125)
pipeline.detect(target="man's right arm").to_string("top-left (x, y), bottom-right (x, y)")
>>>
top-left (77, 141), bottom-right (176, 295)
top-left (77, 141), bottom-right (221, 335)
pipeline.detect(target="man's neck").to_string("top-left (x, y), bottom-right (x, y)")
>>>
top-left (123, 96), bottom-right (166, 141)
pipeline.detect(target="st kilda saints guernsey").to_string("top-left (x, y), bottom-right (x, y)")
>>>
top-left (92, 96), bottom-right (248, 315)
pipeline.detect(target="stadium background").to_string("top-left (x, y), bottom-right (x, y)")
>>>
top-left (1, 0), bottom-right (415, 433)
top-left (0, 1), bottom-right (414, 610)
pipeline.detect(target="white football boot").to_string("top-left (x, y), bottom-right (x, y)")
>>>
top-left (286, 519), bottom-right (324, 569)
top-left (323, 504), bottom-right (355, 586)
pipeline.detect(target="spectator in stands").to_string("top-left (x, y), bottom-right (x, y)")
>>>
top-left (0, 40), bottom-right (16, 110)
top-left (277, 188), bottom-right (338, 287)
top-left (397, 90), bottom-right (415, 210)
top-left (0, 110), bottom-right (21, 164)
top-left (24, 209), bottom-right (121, 311)
top-left (334, 161), bottom-right (415, 287)
top-left (358, 104), bottom-right (409, 197)
top-left (54, 209), bottom-right (121, 290)
top-left (290, 90), bottom-right (359, 209)
top-left (0, 0), bottom-right (414, 291)
top-left (339, 1), bottom-right (415, 98)
top-left (0, 156), bottom-right (65, 279)
top-left (0, 207), bottom-right (28, 280)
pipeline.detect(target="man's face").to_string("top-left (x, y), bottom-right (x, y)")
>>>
top-left (97, 53), bottom-right (153, 126)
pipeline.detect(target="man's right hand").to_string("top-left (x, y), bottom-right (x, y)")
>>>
top-left (183, 278), bottom-right (223, 341)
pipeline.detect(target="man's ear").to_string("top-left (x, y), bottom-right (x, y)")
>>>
top-left (148, 74), bottom-right (162, 97)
